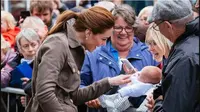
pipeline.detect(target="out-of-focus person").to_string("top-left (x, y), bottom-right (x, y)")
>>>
top-left (134, 6), bottom-right (153, 42)
top-left (30, 0), bottom-right (55, 30)
top-left (1, 35), bottom-right (17, 88)
top-left (21, 16), bottom-right (48, 41)
top-left (1, 11), bottom-right (20, 50)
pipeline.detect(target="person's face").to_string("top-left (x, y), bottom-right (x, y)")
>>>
top-left (77, 28), bottom-right (113, 52)
top-left (1, 19), bottom-right (8, 33)
top-left (32, 8), bottom-right (52, 26)
top-left (19, 38), bottom-right (40, 60)
top-left (139, 12), bottom-right (150, 27)
top-left (112, 16), bottom-right (134, 51)
top-left (90, 28), bottom-right (113, 47)
top-left (146, 39), bottom-right (163, 62)
top-left (154, 21), bottom-right (174, 42)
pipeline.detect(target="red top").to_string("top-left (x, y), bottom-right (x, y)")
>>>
top-left (2, 27), bottom-right (20, 49)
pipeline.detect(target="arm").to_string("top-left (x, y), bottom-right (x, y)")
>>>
top-left (35, 37), bottom-right (67, 112)
top-left (1, 64), bottom-right (13, 87)
top-left (118, 83), bottom-right (152, 97)
top-left (72, 75), bottom-right (131, 105)
top-left (72, 78), bottom-right (112, 105)
top-left (153, 56), bottom-right (199, 112)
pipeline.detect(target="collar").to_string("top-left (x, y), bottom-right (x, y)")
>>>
top-left (66, 23), bottom-right (82, 48)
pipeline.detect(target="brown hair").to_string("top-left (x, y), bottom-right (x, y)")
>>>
top-left (48, 6), bottom-right (114, 35)
top-left (30, 0), bottom-right (53, 13)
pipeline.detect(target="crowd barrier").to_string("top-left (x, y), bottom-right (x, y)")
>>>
top-left (1, 87), bottom-right (28, 112)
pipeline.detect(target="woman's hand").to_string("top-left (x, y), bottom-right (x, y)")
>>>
top-left (122, 64), bottom-right (137, 74)
top-left (85, 98), bottom-right (101, 108)
top-left (108, 75), bottom-right (131, 86)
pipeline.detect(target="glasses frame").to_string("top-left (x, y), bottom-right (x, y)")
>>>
top-left (113, 26), bottom-right (134, 34)
top-left (152, 21), bottom-right (164, 31)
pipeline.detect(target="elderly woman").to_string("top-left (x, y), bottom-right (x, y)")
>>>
top-left (80, 4), bottom-right (158, 112)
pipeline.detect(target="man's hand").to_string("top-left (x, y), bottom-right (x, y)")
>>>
top-left (145, 94), bottom-right (155, 112)
top-left (108, 75), bottom-right (131, 86)
top-left (145, 94), bottom-right (163, 112)
top-left (85, 98), bottom-right (101, 108)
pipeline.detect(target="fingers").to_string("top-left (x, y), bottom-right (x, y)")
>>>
top-left (85, 99), bottom-right (101, 108)
top-left (21, 77), bottom-right (30, 81)
top-left (122, 75), bottom-right (131, 84)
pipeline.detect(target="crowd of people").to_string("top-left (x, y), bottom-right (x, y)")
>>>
top-left (1, 0), bottom-right (199, 112)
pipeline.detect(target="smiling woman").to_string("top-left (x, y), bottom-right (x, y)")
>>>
top-left (145, 23), bottom-right (173, 63)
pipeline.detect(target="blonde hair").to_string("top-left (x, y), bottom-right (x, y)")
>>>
top-left (1, 35), bottom-right (11, 54)
top-left (16, 28), bottom-right (40, 51)
top-left (138, 6), bottom-right (153, 19)
top-left (1, 11), bottom-right (16, 30)
top-left (145, 23), bottom-right (173, 58)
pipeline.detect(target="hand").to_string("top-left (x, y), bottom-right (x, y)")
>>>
top-left (18, 16), bottom-right (24, 27)
top-left (145, 94), bottom-right (155, 112)
top-left (21, 77), bottom-right (30, 85)
top-left (122, 64), bottom-right (137, 74)
top-left (85, 98), bottom-right (101, 109)
top-left (108, 75), bottom-right (131, 86)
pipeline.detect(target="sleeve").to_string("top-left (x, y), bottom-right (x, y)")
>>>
top-left (71, 78), bottom-right (112, 105)
top-left (35, 37), bottom-right (67, 112)
top-left (80, 52), bottom-right (93, 88)
top-left (118, 83), bottom-right (152, 97)
top-left (1, 64), bottom-right (13, 87)
top-left (154, 55), bottom-right (199, 112)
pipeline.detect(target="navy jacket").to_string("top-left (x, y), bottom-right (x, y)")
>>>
top-left (154, 17), bottom-right (200, 112)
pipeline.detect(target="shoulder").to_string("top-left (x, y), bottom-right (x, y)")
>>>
top-left (42, 32), bottom-right (68, 48)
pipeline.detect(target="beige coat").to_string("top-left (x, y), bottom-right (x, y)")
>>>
top-left (25, 24), bottom-right (112, 112)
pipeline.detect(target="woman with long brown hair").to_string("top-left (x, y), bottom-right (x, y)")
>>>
top-left (25, 6), bottom-right (131, 112)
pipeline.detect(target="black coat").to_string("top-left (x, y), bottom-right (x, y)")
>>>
top-left (154, 17), bottom-right (200, 112)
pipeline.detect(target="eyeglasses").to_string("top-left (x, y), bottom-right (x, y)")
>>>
top-left (113, 26), bottom-right (133, 34)
top-left (152, 21), bottom-right (164, 31)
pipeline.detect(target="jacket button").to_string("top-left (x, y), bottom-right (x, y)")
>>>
top-left (72, 68), bottom-right (76, 73)
top-left (99, 57), bottom-right (103, 60)
top-left (109, 62), bottom-right (112, 65)
top-left (136, 54), bottom-right (139, 56)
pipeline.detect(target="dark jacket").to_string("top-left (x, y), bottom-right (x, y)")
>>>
top-left (153, 17), bottom-right (200, 112)
top-left (24, 24), bottom-right (112, 112)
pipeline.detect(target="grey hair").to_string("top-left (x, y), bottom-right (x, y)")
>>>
top-left (21, 16), bottom-right (45, 32)
top-left (16, 28), bottom-right (40, 51)
top-left (112, 4), bottom-right (136, 27)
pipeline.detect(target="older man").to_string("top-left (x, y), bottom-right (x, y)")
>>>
top-left (147, 0), bottom-right (199, 112)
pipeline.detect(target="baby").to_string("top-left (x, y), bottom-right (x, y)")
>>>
top-left (99, 66), bottom-right (162, 112)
